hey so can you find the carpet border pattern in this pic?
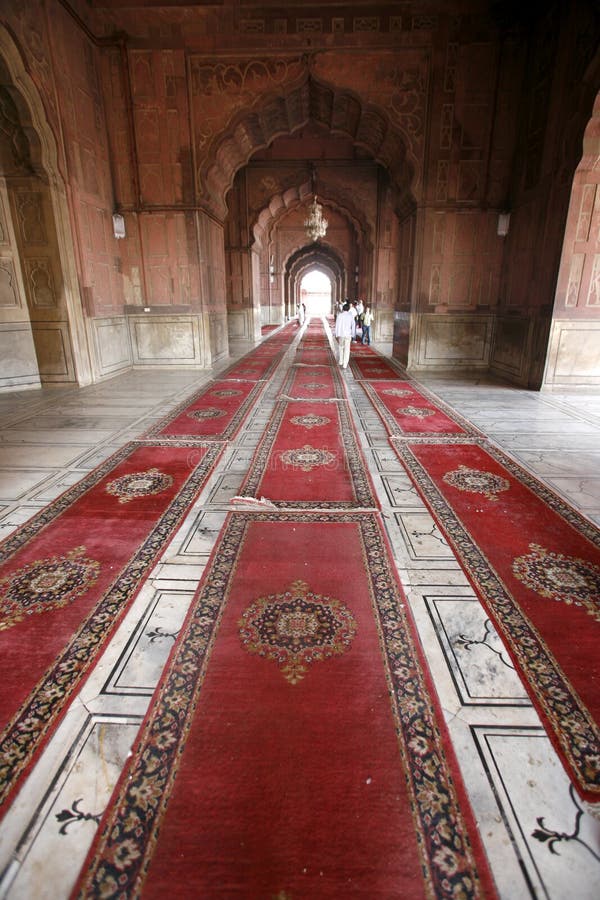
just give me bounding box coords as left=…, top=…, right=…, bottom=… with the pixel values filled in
left=74, top=511, right=490, bottom=900
left=391, top=436, right=600, bottom=799
left=238, top=397, right=379, bottom=509
left=0, top=441, right=224, bottom=810
left=359, top=378, right=480, bottom=437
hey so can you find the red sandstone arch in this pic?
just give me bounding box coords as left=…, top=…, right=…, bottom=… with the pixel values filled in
left=284, top=243, right=346, bottom=319
left=201, top=76, right=416, bottom=221
left=252, top=181, right=370, bottom=253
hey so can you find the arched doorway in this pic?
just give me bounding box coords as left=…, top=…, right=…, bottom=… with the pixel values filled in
left=0, top=28, right=90, bottom=390
left=284, top=242, right=347, bottom=324
left=299, top=270, right=332, bottom=318
left=216, top=79, right=414, bottom=346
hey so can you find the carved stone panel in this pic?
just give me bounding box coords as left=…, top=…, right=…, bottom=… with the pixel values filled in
left=15, top=191, right=47, bottom=245
left=0, top=258, right=19, bottom=308
left=24, top=257, right=56, bottom=307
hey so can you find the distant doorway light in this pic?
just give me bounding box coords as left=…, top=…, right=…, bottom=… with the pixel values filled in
left=300, top=270, right=332, bottom=317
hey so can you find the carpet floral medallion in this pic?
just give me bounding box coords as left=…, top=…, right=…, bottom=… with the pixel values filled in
left=279, top=444, right=337, bottom=472
left=288, top=413, right=331, bottom=429
left=105, top=468, right=174, bottom=503
left=360, top=379, right=476, bottom=435
left=239, top=579, right=357, bottom=684
left=0, top=547, right=101, bottom=631
left=391, top=436, right=600, bottom=801
left=0, top=440, right=224, bottom=813
left=73, top=512, right=495, bottom=899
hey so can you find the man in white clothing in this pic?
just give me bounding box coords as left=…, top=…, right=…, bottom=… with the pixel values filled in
left=334, top=302, right=356, bottom=368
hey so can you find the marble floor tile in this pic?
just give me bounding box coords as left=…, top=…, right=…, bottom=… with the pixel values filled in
left=469, top=726, right=600, bottom=900
left=0, top=335, right=599, bottom=899
left=0, top=468, right=57, bottom=500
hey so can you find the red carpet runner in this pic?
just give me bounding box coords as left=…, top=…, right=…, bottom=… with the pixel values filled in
left=353, top=342, right=600, bottom=798
left=0, top=325, right=295, bottom=816
left=74, top=512, right=495, bottom=899
left=0, top=440, right=223, bottom=811
left=392, top=435, right=600, bottom=801
left=238, top=365, right=377, bottom=509
left=352, top=343, right=600, bottom=798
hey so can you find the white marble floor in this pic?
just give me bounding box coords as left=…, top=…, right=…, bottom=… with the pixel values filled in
left=0, top=324, right=599, bottom=899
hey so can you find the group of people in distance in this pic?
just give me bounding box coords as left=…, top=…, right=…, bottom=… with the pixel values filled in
left=334, top=298, right=373, bottom=369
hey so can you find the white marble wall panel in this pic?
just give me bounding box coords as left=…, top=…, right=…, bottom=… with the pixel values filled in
left=490, top=315, right=531, bottom=381
left=227, top=307, right=254, bottom=341
left=413, top=313, right=493, bottom=370
left=544, top=319, right=600, bottom=387
left=30, top=322, right=75, bottom=381
left=88, top=316, right=132, bottom=378
left=0, top=322, right=40, bottom=391
left=129, top=314, right=203, bottom=367
left=374, top=308, right=394, bottom=342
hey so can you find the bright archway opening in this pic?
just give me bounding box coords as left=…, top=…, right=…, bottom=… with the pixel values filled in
left=300, top=270, right=332, bottom=318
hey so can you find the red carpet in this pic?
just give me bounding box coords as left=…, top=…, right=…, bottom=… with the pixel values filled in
left=146, top=377, right=269, bottom=440
left=350, top=353, right=404, bottom=380
left=0, top=440, right=223, bottom=811
left=392, top=436, right=600, bottom=801
left=361, top=379, right=472, bottom=435
left=74, top=512, right=495, bottom=899
left=238, top=376, right=377, bottom=509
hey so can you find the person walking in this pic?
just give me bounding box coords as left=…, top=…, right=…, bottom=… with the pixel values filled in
left=362, top=306, right=373, bottom=345
left=334, top=301, right=356, bottom=368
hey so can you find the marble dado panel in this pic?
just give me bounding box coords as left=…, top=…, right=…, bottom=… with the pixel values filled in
left=260, top=304, right=284, bottom=328
left=30, top=321, right=75, bottom=382
left=88, top=312, right=233, bottom=379
left=87, top=316, right=132, bottom=379
left=410, top=313, right=493, bottom=371
left=0, top=321, right=40, bottom=391
left=374, top=309, right=395, bottom=343
left=490, top=316, right=532, bottom=383
left=544, top=319, right=600, bottom=388
left=209, top=311, right=229, bottom=364
left=228, top=307, right=261, bottom=345
left=129, top=314, right=205, bottom=368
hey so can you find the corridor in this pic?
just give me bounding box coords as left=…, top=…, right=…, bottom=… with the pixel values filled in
left=0, top=321, right=599, bottom=898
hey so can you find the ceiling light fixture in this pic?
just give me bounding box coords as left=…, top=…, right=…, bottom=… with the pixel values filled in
left=304, top=165, right=328, bottom=242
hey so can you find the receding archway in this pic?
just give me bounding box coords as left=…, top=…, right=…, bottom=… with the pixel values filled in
left=300, top=269, right=332, bottom=318
left=285, top=244, right=346, bottom=323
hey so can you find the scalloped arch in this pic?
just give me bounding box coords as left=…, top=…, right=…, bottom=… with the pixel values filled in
left=251, top=181, right=368, bottom=252
left=285, top=243, right=347, bottom=314
left=200, top=76, right=416, bottom=220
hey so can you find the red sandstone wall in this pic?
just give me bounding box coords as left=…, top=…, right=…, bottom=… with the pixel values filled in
left=1, top=2, right=597, bottom=384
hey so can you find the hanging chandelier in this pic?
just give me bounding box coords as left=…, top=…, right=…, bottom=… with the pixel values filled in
left=304, top=195, right=328, bottom=242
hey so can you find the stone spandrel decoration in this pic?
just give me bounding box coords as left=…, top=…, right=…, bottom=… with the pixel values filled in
left=304, top=195, right=328, bottom=242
